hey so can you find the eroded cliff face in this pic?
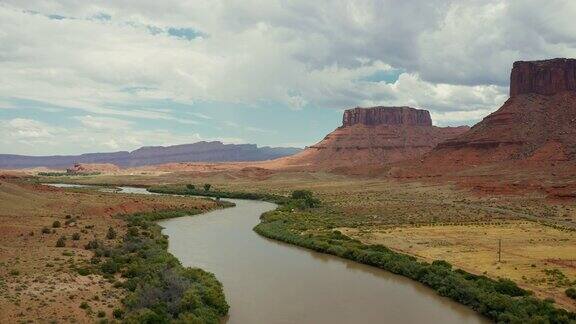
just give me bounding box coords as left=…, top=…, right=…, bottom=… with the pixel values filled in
left=510, top=58, right=576, bottom=96
left=276, top=106, right=469, bottom=171
left=423, top=58, right=576, bottom=167
left=342, top=106, right=433, bottom=127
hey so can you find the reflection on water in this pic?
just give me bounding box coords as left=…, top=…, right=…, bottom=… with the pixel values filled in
left=45, top=184, right=487, bottom=323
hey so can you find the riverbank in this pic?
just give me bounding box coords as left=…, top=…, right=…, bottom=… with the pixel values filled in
left=90, top=208, right=231, bottom=323
left=150, top=184, right=576, bottom=323
left=30, top=172, right=576, bottom=317
left=0, top=179, right=228, bottom=323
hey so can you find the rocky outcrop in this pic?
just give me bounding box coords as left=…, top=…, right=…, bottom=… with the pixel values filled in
left=510, top=58, right=576, bottom=96
left=275, top=106, right=469, bottom=171
left=67, top=163, right=120, bottom=174
left=423, top=58, right=576, bottom=167
left=342, top=106, right=432, bottom=127
left=0, top=142, right=302, bottom=169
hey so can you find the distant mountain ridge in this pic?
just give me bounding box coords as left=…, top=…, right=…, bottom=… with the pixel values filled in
left=0, top=141, right=303, bottom=169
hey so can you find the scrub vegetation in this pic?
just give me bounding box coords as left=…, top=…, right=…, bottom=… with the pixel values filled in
left=150, top=183, right=576, bottom=323
left=79, top=208, right=231, bottom=323
left=0, top=179, right=227, bottom=323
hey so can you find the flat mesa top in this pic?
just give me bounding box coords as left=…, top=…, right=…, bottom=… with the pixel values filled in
left=342, top=106, right=432, bottom=127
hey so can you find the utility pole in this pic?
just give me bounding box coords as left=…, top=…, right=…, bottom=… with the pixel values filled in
left=498, top=238, right=502, bottom=262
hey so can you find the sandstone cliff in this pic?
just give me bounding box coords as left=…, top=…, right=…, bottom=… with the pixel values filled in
left=275, top=106, right=469, bottom=171
left=510, top=58, right=576, bottom=96
left=423, top=58, right=576, bottom=167
left=342, top=106, right=432, bottom=127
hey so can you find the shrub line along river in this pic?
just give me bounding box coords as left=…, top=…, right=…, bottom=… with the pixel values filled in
left=47, top=184, right=487, bottom=323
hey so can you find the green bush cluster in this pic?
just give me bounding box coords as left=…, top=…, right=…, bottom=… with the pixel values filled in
left=149, top=185, right=286, bottom=204
left=38, top=171, right=101, bottom=176
left=82, top=208, right=228, bottom=323
left=566, top=287, right=576, bottom=300
left=290, top=190, right=321, bottom=208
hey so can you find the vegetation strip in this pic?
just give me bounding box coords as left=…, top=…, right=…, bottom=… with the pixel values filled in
left=150, top=184, right=576, bottom=323
left=78, top=205, right=232, bottom=323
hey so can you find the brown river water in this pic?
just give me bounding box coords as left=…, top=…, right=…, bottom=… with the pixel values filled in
left=50, top=184, right=488, bottom=323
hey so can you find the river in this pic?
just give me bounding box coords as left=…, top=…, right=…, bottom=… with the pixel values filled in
left=48, top=184, right=488, bottom=323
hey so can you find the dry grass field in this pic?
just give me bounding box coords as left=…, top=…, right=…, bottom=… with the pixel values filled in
left=38, top=170, right=576, bottom=311
left=340, top=221, right=576, bottom=310
left=0, top=179, right=219, bottom=323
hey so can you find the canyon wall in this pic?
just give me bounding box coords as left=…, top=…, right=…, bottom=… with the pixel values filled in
left=510, top=58, right=576, bottom=96
left=424, top=58, right=576, bottom=167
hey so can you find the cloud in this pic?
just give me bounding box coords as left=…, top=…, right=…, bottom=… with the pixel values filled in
left=74, top=115, right=133, bottom=130
left=0, top=117, right=240, bottom=155
left=6, top=118, right=57, bottom=140
left=0, top=1, right=575, bottom=152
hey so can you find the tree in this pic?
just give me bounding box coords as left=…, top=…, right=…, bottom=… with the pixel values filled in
left=291, top=190, right=320, bottom=208
left=292, top=190, right=313, bottom=200
left=204, top=183, right=211, bottom=192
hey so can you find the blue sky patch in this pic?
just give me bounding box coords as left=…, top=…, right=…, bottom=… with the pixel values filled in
left=167, top=27, right=204, bottom=40
left=360, top=69, right=403, bottom=83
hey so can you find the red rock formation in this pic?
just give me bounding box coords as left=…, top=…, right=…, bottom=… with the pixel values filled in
left=342, top=106, right=432, bottom=127
left=274, top=106, right=469, bottom=171
left=423, top=58, right=576, bottom=168
left=510, top=58, right=576, bottom=96
left=67, top=163, right=120, bottom=174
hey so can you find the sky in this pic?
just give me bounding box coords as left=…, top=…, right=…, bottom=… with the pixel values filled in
left=1, top=1, right=576, bottom=155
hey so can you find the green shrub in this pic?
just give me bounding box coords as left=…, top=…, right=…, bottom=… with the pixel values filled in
left=567, top=287, right=576, bottom=300
left=41, top=227, right=51, bottom=234
left=97, top=310, right=106, bottom=318
left=204, top=183, right=211, bottom=192
left=52, top=221, right=61, bottom=228
left=100, top=260, right=119, bottom=274
left=290, top=190, right=320, bottom=208
left=72, top=233, right=81, bottom=240
left=85, top=239, right=101, bottom=250
left=186, top=184, right=195, bottom=190
left=291, top=190, right=313, bottom=200
left=80, top=301, right=89, bottom=309
left=56, top=236, right=66, bottom=247
left=106, top=227, right=117, bottom=240
left=112, top=308, right=124, bottom=319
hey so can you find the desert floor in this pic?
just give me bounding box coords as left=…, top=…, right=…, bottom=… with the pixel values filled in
left=43, top=169, right=576, bottom=311
left=0, top=179, right=219, bottom=323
